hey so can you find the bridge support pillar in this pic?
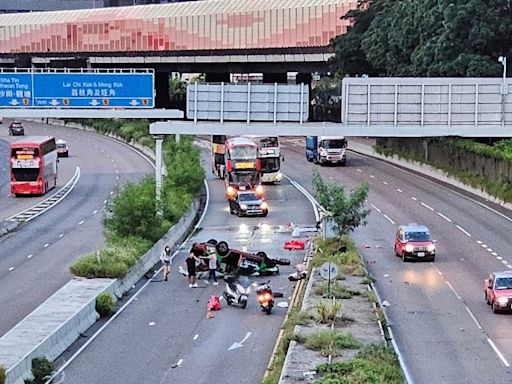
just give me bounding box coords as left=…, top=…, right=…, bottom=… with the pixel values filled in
left=155, top=72, right=171, bottom=109
left=263, top=73, right=287, bottom=84
left=205, top=73, right=231, bottom=82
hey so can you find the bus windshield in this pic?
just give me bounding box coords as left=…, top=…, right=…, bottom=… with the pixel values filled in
left=261, top=157, right=280, bottom=172
left=230, top=145, right=257, bottom=160
left=12, top=168, right=39, bottom=181
left=230, top=171, right=260, bottom=186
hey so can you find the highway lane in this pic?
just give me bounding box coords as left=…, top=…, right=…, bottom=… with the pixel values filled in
left=0, top=120, right=153, bottom=336
left=281, top=138, right=512, bottom=383
left=60, top=150, right=316, bottom=384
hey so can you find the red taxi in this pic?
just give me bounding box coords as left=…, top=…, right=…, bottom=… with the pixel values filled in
left=484, top=271, right=512, bottom=313
left=394, top=224, right=436, bottom=262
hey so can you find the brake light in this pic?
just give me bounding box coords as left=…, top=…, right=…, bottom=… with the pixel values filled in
left=226, top=160, right=232, bottom=173
left=37, top=179, right=43, bottom=187
left=256, top=159, right=261, bottom=171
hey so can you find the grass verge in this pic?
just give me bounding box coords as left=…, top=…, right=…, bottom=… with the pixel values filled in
left=293, top=330, right=361, bottom=357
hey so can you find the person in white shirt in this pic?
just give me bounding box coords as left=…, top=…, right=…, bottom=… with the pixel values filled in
left=160, top=245, right=172, bottom=282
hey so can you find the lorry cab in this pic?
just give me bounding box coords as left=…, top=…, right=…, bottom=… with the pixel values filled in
left=306, top=136, right=347, bottom=165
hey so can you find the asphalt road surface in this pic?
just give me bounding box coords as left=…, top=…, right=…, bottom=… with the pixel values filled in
left=281, top=137, right=512, bottom=383
left=0, top=120, right=153, bottom=336
left=60, top=149, right=316, bottom=384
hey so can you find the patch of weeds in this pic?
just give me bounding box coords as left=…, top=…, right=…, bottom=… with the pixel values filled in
left=316, top=299, right=342, bottom=324
left=361, top=290, right=377, bottom=304
left=334, top=315, right=355, bottom=327
left=316, top=344, right=404, bottom=383
left=362, top=274, right=375, bottom=285
left=314, top=281, right=358, bottom=299
left=289, top=310, right=314, bottom=326
left=374, top=308, right=388, bottom=328
left=294, top=330, right=361, bottom=357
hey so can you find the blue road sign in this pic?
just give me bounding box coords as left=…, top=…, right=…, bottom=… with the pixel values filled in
left=0, top=71, right=154, bottom=108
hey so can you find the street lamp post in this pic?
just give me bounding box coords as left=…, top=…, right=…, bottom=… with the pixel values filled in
left=498, top=56, right=507, bottom=126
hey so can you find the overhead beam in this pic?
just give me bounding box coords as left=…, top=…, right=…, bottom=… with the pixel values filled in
left=0, top=109, right=183, bottom=119
left=149, top=121, right=512, bottom=137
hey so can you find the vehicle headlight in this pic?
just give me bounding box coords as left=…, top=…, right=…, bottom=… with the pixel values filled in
left=227, top=186, right=235, bottom=196
left=405, top=244, right=414, bottom=253
left=256, top=185, right=264, bottom=195
left=276, top=172, right=283, bottom=181
left=320, top=148, right=327, bottom=156
left=427, top=244, right=436, bottom=252
left=261, top=202, right=268, bottom=210
left=240, top=204, right=248, bottom=210
left=497, top=297, right=509, bottom=306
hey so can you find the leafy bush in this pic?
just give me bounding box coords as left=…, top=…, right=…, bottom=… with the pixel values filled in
left=294, top=330, right=360, bottom=357
left=316, top=299, right=342, bottom=324
left=316, top=344, right=404, bottom=384
left=0, top=365, right=5, bottom=384
left=288, top=310, right=314, bottom=326
left=31, top=357, right=53, bottom=384
left=96, top=292, right=115, bottom=317
left=312, top=237, right=360, bottom=269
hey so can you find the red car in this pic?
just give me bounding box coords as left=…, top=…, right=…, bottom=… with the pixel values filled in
left=484, top=271, right=512, bottom=313
left=394, top=224, right=436, bottom=262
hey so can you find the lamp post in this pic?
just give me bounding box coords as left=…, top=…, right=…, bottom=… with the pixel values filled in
left=498, top=56, right=507, bottom=126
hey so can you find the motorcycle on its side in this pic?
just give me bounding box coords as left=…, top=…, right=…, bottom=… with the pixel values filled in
left=223, top=276, right=251, bottom=309
left=256, top=280, right=274, bottom=315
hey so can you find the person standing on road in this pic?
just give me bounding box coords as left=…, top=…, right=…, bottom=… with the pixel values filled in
left=202, top=247, right=218, bottom=285
left=160, top=245, right=172, bottom=282
left=186, top=250, right=199, bottom=288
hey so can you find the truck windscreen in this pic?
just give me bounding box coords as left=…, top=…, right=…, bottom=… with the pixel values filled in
left=321, top=140, right=346, bottom=149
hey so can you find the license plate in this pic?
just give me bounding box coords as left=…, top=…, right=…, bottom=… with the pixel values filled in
left=417, top=252, right=425, bottom=257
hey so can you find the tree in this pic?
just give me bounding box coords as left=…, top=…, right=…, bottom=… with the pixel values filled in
left=313, top=170, right=370, bottom=236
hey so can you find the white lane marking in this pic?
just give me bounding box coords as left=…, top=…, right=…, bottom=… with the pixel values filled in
left=100, top=149, right=104, bottom=153
left=487, top=338, right=510, bottom=367
left=8, top=267, right=14, bottom=271
left=175, top=359, right=183, bottom=368
left=370, top=204, right=382, bottom=213
left=420, top=202, right=434, bottom=211
left=78, top=220, right=84, bottom=225
left=437, top=212, right=452, bottom=222
left=115, top=170, right=120, bottom=174
left=369, top=175, right=375, bottom=179
left=93, top=210, right=98, bottom=215
left=508, top=265, right=512, bottom=269
left=356, top=169, right=362, bottom=173
left=492, top=252, right=498, bottom=256
left=396, top=188, right=403, bottom=193
left=383, top=214, right=395, bottom=225
left=59, top=234, right=64, bottom=238
left=476, top=240, right=483, bottom=244
left=481, top=244, right=488, bottom=248
left=465, top=306, right=483, bottom=332
left=44, top=243, right=49, bottom=248
left=103, top=200, right=108, bottom=204
left=193, top=334, right=199, bottom=341
left=411, top=197, right=418, bottom=201
left=27, top=254, right=33, bottom=259
left=501, top=260, right=508, bottom=265
left=445, top=281, right=462, bottom=300
left=497, top=256, right=503, bottom=261
left=382, top=181, right=389, bottom=185
left=456, top=225, right=471, bottom=237
left=436, top=268, right=443, bottom=276
left=487, top=248, right=493, bottom=252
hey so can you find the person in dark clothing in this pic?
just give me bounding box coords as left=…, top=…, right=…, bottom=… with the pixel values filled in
left=186, top=251, right=199, bottom=288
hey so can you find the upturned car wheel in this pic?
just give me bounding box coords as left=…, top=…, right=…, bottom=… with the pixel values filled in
left=207, top=239, right=218, bottom=246
left=256, top=251, right=267, bottom=259
left=216, top=241, right=230, bottom=256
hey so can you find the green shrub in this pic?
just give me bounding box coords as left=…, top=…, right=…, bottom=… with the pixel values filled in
left=96, top=292, right=115, bottom=317
left=0, top=365, right=5, bottom=384
left=314, top=281, right=358, bottom=299
left=316, top=299, right=342, bottom=324
left=31, top=357, right=53, bottom=384
left=288, top=310, right=314, bottom=326
left=294, top=330, right=360, bottom=356
left=316, top=344, right=404, bottom=384
left=313, top=237, right=361, bottom=270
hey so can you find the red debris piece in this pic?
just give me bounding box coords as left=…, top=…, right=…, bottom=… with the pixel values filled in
left=207, top=295, right=221, bottom=311
left=284, top=239, right=305, bottom=250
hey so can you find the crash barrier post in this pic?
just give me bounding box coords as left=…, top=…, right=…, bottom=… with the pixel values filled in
left=0, top=279, right=116, bottom=384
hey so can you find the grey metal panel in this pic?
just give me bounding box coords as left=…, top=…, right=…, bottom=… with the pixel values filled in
left=186, top=82, right=309, bottom=122
left=341, top=77, right=512, bottom=134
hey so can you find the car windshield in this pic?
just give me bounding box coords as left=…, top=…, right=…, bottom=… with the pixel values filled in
left=239, top=193, right=258, bottom=201
left=57, top=143, right=66, bottom=149
left=11, top=123, right=22, bottom=127
left=260, top=157, right=280, bottom=172
left=496, top=278, right=512, bottom=290
left=320, top=139, right=346, bottom=149
left=405, top=230, right=431, bottom=242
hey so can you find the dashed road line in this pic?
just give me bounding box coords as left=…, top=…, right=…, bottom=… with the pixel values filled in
left=477, top=240, right=483, bottom=244
left=420, top=202, right=434, bottom=211
left=492, top=252, right=498, bottom=256
left=27, top=254, right=33, bottom=259
left=445, top=281, right=462, bottom=300
left=382, top=181, right=389, bottom=185
left=437, top=212, right=452, bottom=222
left=370, top=204, right=382, bottom=213
left=465, top=306, right=483, bottom=332
left=487, top=248, right=493, bottom=252
left=59, top=234, right=64, bottom=238
left=411, top=197, right=418, bottom=201
left=93, top=210, right=98, bottom=215
left=383, top=214, right=395, bottom=225
left=369, top=175, right=375, bottom=179
left=487, top=338, right=510, bottom=367
left=193, top=334, right=199, bottom=340
left=481, top=244, right=488, bottom=249
left=44, top=243, right=50, bottom=248
left=456, top=225, right=471, bottom=237
left=356, top=169, right=362, bottom=173
left=9, top=267, right=14, bottom=271
left=110, top=191, right=114, bottom=195
left=103, top=200, right=108, bottom=204
left=501, top=260, right=508, bottom=265
left=396, top=188, right=403, bottom=193
left=78, top=220, right=84, bottom=225
left=507, top=265, right=512, bottom=269
left=497, top=256, right=503, bottom=260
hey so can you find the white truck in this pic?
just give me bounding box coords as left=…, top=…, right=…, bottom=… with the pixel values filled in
left=305, top=136, right=347, bottom=166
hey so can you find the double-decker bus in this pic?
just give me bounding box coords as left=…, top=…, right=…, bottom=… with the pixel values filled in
left=10, top=136, right=58, bottom=196
left=247, top=136, right=282, bottom=184
left=211, top=135, right=226, bottom=178
left=224, top=137, right=263, bottom=199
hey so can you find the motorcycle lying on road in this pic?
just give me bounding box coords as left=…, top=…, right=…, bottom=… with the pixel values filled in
left=223, top=276, right=251, bottom=309
left=256, top=280, right=274, bottom=315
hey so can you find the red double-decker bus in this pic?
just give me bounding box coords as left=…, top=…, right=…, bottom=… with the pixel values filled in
left=10, top=136, right=58, bottom=196
left=224, top=137, right=263, bottom=199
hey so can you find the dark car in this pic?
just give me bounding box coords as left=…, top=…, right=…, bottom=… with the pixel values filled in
left=229, top=190, right=268, bottom=217
left=9, top=121, right=24, bottom=136
left=394, top=224, right=436, bottom=262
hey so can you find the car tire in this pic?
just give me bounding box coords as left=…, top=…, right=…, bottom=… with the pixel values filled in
left=394, top=245, right=399, bottom=257
left=216, top=241, right=230, bottom=257
left=256, top=251, right=267, bottom=259
left=429, top=255, right=435, bottom=262
left=306, top=156, right=312, bottom=162
left=492, top=301, right=499, bottom=313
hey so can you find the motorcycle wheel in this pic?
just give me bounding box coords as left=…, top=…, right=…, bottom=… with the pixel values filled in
left=241, top=300, right=247, bottom=309
left=256, top=251, right=267, bottom=259
left=216, top=241, right=230, bottom=256
left=277, top=258, right=291, bottom=265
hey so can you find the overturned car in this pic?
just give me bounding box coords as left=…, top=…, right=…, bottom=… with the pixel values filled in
left=190, top=239, right=289, bottom=277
